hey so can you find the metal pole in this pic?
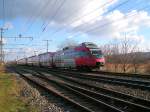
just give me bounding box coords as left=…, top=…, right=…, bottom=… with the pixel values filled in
left=0, top=29, right=32, bottom=62
left=43, top=40, right=52, bottom=52
left=0, top=28, right=4, bottom=63
left=46, top=40, right=48, bottom=52
left=0, top=28, right=8, bottom=63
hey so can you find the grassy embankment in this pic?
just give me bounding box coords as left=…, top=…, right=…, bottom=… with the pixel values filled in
left=105, top=63, right=150, bottom=74
left=0, top=65, right=38, bottom=112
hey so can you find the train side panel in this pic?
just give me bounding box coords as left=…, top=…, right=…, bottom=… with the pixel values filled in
left=17, top=58, right=27, bottom=65
left=39, top=52, right=54, bottom=67
left=32, top=56, right=39, bottom=66
left=27, top=56, right=34, bottom=66
left=53, top=49, right=76, bottom=68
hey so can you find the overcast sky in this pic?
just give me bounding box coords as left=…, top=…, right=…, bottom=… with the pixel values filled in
left=0, top=0, right=150, bottom=61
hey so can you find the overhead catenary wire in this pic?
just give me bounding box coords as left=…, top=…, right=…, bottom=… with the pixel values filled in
left=22, top=0, right=41, bottom=32
left=68, top=0, right=141, bottom=35
left=36, top=0, right=116, bottom=40
left=24, top=0, right=62, bottom=47
left=70, top=4, right=150, bottom=38
left=55, top=0, right=149, bottom=39
left=40, top=0, right=59, bottom=29
left=41, top=0, right=116, bottom=35
left=25, top=0, right=94, bottom=39
left=22, top=0, right=56, bottom=48
left=2, top=0, right=5, bottom=26
left=10, top=0, right=14, bottom=19
left=23, top=0, right=54, bottom=34
left=32, top=0, right=67, bottom=41
left=47, top=0, right=131, bottom=38
left=36, top=0, right=95, bottom=38
left=25, top=0, right=145, bottom=57
left=33, top=0, right=131, bottom=53
left=42, top=0, right=67, bottom=32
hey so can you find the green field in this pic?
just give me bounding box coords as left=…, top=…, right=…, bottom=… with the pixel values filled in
left=0, top=73, right=38, bottom=112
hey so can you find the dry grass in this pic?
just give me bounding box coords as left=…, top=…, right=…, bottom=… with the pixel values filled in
left=0, top=73, right=38, bottom=112
left=0, top=64, right=5, bottom=73
left=105, top=63, right=150, bottom=74
left=145, top=63, right=150, bottom=73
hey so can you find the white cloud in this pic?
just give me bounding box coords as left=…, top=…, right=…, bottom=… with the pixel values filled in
left=71, top=9, right=150, bottom=43
left=1, top=0, right=149, bottom=40
left=0, top=0, right=117, bottom=22
left=3, top=22, right=13, bottom=29
left=71, top=0, right=118, bottom=27
left=1, top=0, right=150, bottom=53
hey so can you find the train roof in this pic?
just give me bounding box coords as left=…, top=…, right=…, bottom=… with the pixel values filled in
left=81, top=42, right=98, bottom=48
left=38, top=52, right=55, bottom=56
left=63, top=46, right=76, bottom=51
left=17, top=58, right=26, bottom=61
left=61, top=42, right=100, bottom=51
left=28, top=55, right=37, bottom=58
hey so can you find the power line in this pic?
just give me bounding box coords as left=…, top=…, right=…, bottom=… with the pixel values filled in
left=5, top=44, right=26, bottom=46
left=46, top=0, right=130, bottom=39
left=42, top=0, right=67, bottom=32
left=70, top=4, right=150, bottom=38
left=23, top=0, right=41, bottom=31
left=0, top=28, right=33, bottom=63
left=36, top=0, right=94, bottom=37
left=67, top=0, right=132, bottom=34
left=32, top=0, right=67, bottom=43
left=24, top=0, right=53, bottom=34
left=41, top=0, right=59, bottom=29
left=53, top=0, right=147, bottom=39
left=2, top=0, right=5, bottom=26
left=42, top=0, right=116, bottom=36
left=36, top=0, right=115, bottom=41
left=23, top=0, right=58, bottom=48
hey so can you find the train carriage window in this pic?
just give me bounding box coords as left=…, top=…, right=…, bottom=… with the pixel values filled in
left=74, top=51, right=91, bottom=57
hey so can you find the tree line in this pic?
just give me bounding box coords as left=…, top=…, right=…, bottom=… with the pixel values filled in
left=101, top=37, right=150, bottom=74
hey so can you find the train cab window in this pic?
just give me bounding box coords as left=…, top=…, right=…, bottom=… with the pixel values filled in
left=84, top=42, right=98, bottom=49
left=91, top=50, right=103, bottom=58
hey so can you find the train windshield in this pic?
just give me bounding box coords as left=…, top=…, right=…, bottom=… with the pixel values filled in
left=91, top=50, right=103, bottom=58
left=84, top=42, right=98, bottom=49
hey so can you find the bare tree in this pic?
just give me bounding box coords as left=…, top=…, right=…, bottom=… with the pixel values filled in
left=101, top=36, right=141, bottom=73
left=101, top=39, right=120, bottom=72
left=118, top=36, right=141, bottom=73
left=110, top=40, right=120, bottom=72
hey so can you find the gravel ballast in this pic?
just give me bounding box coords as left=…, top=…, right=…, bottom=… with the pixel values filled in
left=16, top=75, right=66, bottom=112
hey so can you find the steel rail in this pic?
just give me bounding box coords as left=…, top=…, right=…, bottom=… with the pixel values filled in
left=15, top=69, right=123, bottom=112
left=20, top=67, right=150, bottom=112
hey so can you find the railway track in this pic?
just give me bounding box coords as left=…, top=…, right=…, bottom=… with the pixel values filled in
left=23, top=66, right=150, bottom=91
left=56, top=70, right=150, bottom=90
left=14, top=66, right=150, bottom=112
left=93, top=71, right=150, bottom=79
left=26, top=65, right=150, bottom=80
left=14, top=69, right=93, bottom=112
left=15, top=68, right=124, bottom=112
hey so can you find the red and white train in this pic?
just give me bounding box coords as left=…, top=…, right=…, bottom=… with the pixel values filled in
left=17, top=42, right=105, bottom=70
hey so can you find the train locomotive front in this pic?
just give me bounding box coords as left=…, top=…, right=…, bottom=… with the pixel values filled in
left=75, top=42, right=105, bottom=70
